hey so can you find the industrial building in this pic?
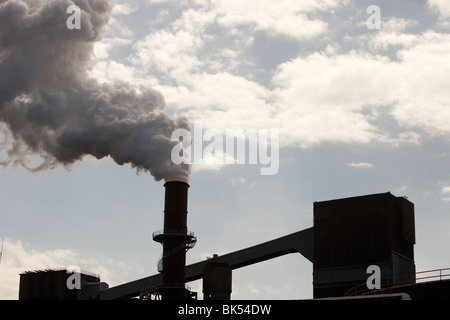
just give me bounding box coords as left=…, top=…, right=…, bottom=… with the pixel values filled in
left=19, top=268, right=107, bottom=300
left=18, top=190, right=450, bottom=300
left=313, top=192, right=415, bottom=298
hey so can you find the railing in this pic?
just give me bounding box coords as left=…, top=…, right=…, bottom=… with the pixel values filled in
left=152, top=229, right=195, bottom=239
left=21, top=267, right=100, bottom=279
left=345, top=268, right=450, bottom=296
left=416, top=268, right=450, bottom=283
left=156, top=235, right=197, bottom=273
left=140, top=283, right=193, bottom=300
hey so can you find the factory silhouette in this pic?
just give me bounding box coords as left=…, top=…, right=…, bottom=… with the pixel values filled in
left=3, top=0, right=448, bottom=302
left=19, top=184, right=450, bottom=300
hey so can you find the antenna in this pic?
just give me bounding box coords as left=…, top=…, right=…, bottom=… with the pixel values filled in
left=0, top=237, right=3, bottom=265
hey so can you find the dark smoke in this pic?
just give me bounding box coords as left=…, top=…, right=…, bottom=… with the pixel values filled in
left=0, top=0, right=191, bottom=182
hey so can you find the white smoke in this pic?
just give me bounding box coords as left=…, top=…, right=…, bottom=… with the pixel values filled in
left=0, top=0, right=191, bottom=182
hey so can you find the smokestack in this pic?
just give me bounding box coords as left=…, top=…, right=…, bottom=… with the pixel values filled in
left=153, top=181, right=196, bottom=300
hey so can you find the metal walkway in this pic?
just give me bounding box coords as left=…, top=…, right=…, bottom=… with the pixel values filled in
left=99, top=227, right=313, bottom=300
left=345, top=268, right=450, bottom=296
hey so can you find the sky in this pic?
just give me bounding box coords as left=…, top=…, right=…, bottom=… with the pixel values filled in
left=1, top=0, right=450, bottom=300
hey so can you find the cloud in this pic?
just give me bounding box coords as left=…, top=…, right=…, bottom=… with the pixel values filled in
left=91, top=2, right=450, bottom=152
left=190, top=149, right=235, bottom=174
left=112, top=2, right=137, bottom=15
left=159, top=72, right=275, bottom=132
left=88, top=60, right=155, bottom=87
left=92, top=37, right=133, bottom=60
left=347, top=162, right=374, bottom=169
left=147, top=0, right=342, bottom=40
left=244, top=282, right=261, bottom=295
left=0, top=238, right=78, bottom=299
left=211, top=0, right=340, bottom=40
left=369, top=18, right=420, bottom=51
left=441, top=186, right=450, bottom=194
left=273, top=31, right=450, bottom=146
left=428, top=0, right=450, bottom=19
left=230, top=177, right=247, bottom=186
left=272, top=52, right=391, bottom=147
left=382, top=18, right=419, bottom=33
left=394, top=185, right=408, bottom=193
left=439, top=186, right=450, bottom=201
left=131, top=28, right=205, bottom=76
left=0, top=238, right=134, bottom=300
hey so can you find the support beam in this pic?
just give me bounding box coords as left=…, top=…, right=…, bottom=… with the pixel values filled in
left=99, top=227, right=313, bottom=300
left=186, top=227, right=313, bottom=283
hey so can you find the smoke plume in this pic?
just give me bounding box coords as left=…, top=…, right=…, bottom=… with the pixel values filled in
left=0, top=0, right=191, bottom=182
